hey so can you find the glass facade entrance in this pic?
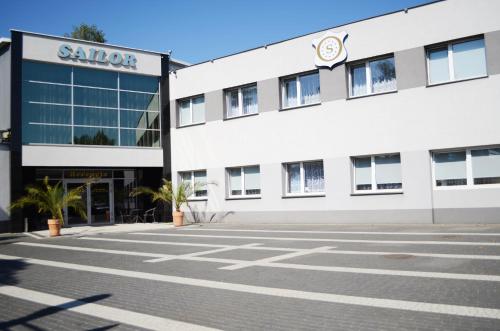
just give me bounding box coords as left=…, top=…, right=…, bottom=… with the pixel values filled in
left=64, top=180, right=113, bottom=225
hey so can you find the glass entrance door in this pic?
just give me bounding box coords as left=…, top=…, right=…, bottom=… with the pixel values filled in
left=66, top=182, right=87, bottom=225
left=64, top=180, right=114, bottom=225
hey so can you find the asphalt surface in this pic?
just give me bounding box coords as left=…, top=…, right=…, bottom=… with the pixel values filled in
left=0, top=223, right=500, bottom=330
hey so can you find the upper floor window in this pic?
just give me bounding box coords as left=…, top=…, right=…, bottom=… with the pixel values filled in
left=179, top=170, right=208, bottom=198
left=427, top=37, right=487, bottom=85
left=226, top=84, right=258, bottom=118
left=281, top=72, right=320, bottom=109
left=349, top=55, right=396, bottom=97
left=352, top=154, right=402, bottom=193
left=178, top=95, right=205, bottom=127
left=433, top=147, right=500, bottom=187
left=284, top=160, right=324, bottom=196
left=227, top=166, right=261, bottom=197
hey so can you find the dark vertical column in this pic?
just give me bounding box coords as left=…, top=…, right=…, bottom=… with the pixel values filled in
left=10, top=31, right=23, bottom=232
left=160, top=53, right=172, bottom=222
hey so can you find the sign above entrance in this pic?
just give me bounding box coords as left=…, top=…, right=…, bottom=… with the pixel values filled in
left=312, top=31, right=348, bottom=69
left=57, top=44, right=137, bottom=68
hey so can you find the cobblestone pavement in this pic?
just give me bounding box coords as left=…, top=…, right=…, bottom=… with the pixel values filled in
left=1, top=223, right=500, bottom=330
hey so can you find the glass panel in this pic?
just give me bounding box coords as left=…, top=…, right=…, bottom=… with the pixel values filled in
left=192, top=96, right=205, bottom=123
left=179, top=100, right=191, bottom=126
left=244, top=166, right=260, bottom=195
left=66, top=182, right=87, bottom=225
left=370, top=57, right=397, bottom=93
left=429, top=48, right=450, bottom=84
left=471, top=148, right=500, bottom=185
left=375, top=155, right=402, bottom=190
left=23, top=82, right=71, bottom=104
left=300, top=73, right=320, bottom=105
left=304, top=161, right=324, bottom=193
left=74, top=127, right=118, bottom=146
left=351, top=64, right=367, bottom=97
left=180, top=172, right=192, bottom=188
left=227, top=90, right=240, bottom=117
left=74, top=86, right=118, bottom=108
left=23, top=61, right=71, bottom=84
left=283, top=78, right=297, bottom=108
left=23, top=102, right=71, bottom=125
left=194, top=171, right=207, bottom=197
left=22, top=124, right=72, bottom=144
left=114, top=178, right=138, bottom=219
left=434, top=151, right=467, bottom=186
left=452, top=39, right=487, bottom=80
left=354, top=157, right=372, bottom=190
left=36, top=169, right=63, bottom=179
left=74, top=107, right=118, bottom=127
left=229, top=168, right=242, bottom=195
left=287, top=163, right=301, bottom=194
left=120, top=129, right=160, bottom=147
left=121, top=110, right=159, bottom=129
left=91, top=182, right=111, bottom=224
left=242, top=85, right=258, bottom=115
left=74, top=67, right=117, bottom=89
left=120, top=73, right=159, bottom=93
left=120, top=91, right=159, bottom=111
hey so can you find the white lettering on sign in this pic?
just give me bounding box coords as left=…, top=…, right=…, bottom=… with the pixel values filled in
left=57, top=44, right=137, bottom=68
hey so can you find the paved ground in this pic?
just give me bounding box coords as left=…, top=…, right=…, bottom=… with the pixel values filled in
left=1, top=223, right=500, bottom=330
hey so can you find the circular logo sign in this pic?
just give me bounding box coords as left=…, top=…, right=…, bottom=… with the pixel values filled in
left=316, top=36, right=342, bottom=62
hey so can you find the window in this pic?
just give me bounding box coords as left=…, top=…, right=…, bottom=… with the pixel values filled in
left=178, top=96, right=205, bottom=127
left=285, top=161, right=324, bottom=195
left=349, top=56, right=396, bottom=97
left=282, top=72, right=320, bottom=108
left=226, top=84, right=258, bottom=118
left=21, top=61, right=161, bottom=147
left=179, top=170, right=208, bottom=198
left=353, top=154, right=402, bottom=192
left=227, top=166, right=261, bottom=197
left=427, top=37, right=486, bottom=85
left=433, top=148, right=500, bottom=187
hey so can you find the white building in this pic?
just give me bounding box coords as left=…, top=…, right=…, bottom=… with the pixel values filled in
left=169, top=0, right=500, bottom=224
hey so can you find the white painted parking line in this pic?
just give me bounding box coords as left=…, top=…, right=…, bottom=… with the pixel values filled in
left=78, top=237, right=500, bottom=260
left=0, top=285, right=219, bottom=331
left=15, top=242, right=500, bottom=282
left=220, top=246, right=334, bottom=270
left=1, top=254, right=500, bottom=320
left=180, top=228, right=500, bottom=236
left=132, top=232, right=500, bottom=246
left=23, top=232, right=44, bottom=240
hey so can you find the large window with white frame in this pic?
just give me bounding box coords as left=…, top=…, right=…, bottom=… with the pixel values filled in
left=227, top=166, right=261, bottom=197
left=178, top=95, right=205, bottom=127
left=352, top=154, right=402, bottom=192
left=284, top=160, right=324, bottom=195
left=225, top=84, right=258, bottom=118
left=281, top=71, right=320, bottom=108
left=349, top=55, right=397, bottom=97
left=427, top=37, right=487, bottom=85
left=179, top=170, right=207, bottom=198
left=433, top=147, right=500, bottom=187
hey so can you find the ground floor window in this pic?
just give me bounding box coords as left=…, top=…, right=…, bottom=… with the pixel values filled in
left=285, top=160, right=324, bottom=195
left=352, top=154, right=402, bottom=192
left=227, top=166, right=261, bottom=197
left=179, top=170, right=208, bottom=198
left=433, top=147, right=500, bottom=187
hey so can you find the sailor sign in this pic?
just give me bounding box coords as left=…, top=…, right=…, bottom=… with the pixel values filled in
left=312, top=31, right=348, bottom=68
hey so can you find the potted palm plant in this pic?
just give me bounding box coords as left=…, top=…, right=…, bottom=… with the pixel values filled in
left=132, top=179, right=203, bottom=227
left=10, top=177, right=87, bottom=237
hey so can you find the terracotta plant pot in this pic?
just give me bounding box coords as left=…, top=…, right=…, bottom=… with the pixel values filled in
left=47, top=219, right=61, bottom=237
left=172, top=211, right=184, bottom=227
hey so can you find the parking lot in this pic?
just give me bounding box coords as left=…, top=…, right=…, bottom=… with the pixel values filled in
left=1, top=223, right=500, bottom=330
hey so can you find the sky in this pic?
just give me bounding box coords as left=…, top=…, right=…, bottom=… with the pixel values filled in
left=0, top=0, right=434, bottom=64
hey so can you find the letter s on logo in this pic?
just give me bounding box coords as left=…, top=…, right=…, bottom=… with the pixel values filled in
left=58, top=44, right=72, bottom=58
left=326, top=44, right=334, bottom=53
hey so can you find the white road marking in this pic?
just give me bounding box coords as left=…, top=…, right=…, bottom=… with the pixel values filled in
left=1, top=254, right=500, bottom=320
left=23, top=232, right=44, bottom=240
left=220, top=246, right=334, bottom=270
left=179, top=228, right=500, bottom=236
left=14, top=242, right=500, bottom=282
left=0, top=285, right=219, bottom=331
left=132, top=232, right=500, bottom=246
left=78, top=237, right=500, bottom=260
